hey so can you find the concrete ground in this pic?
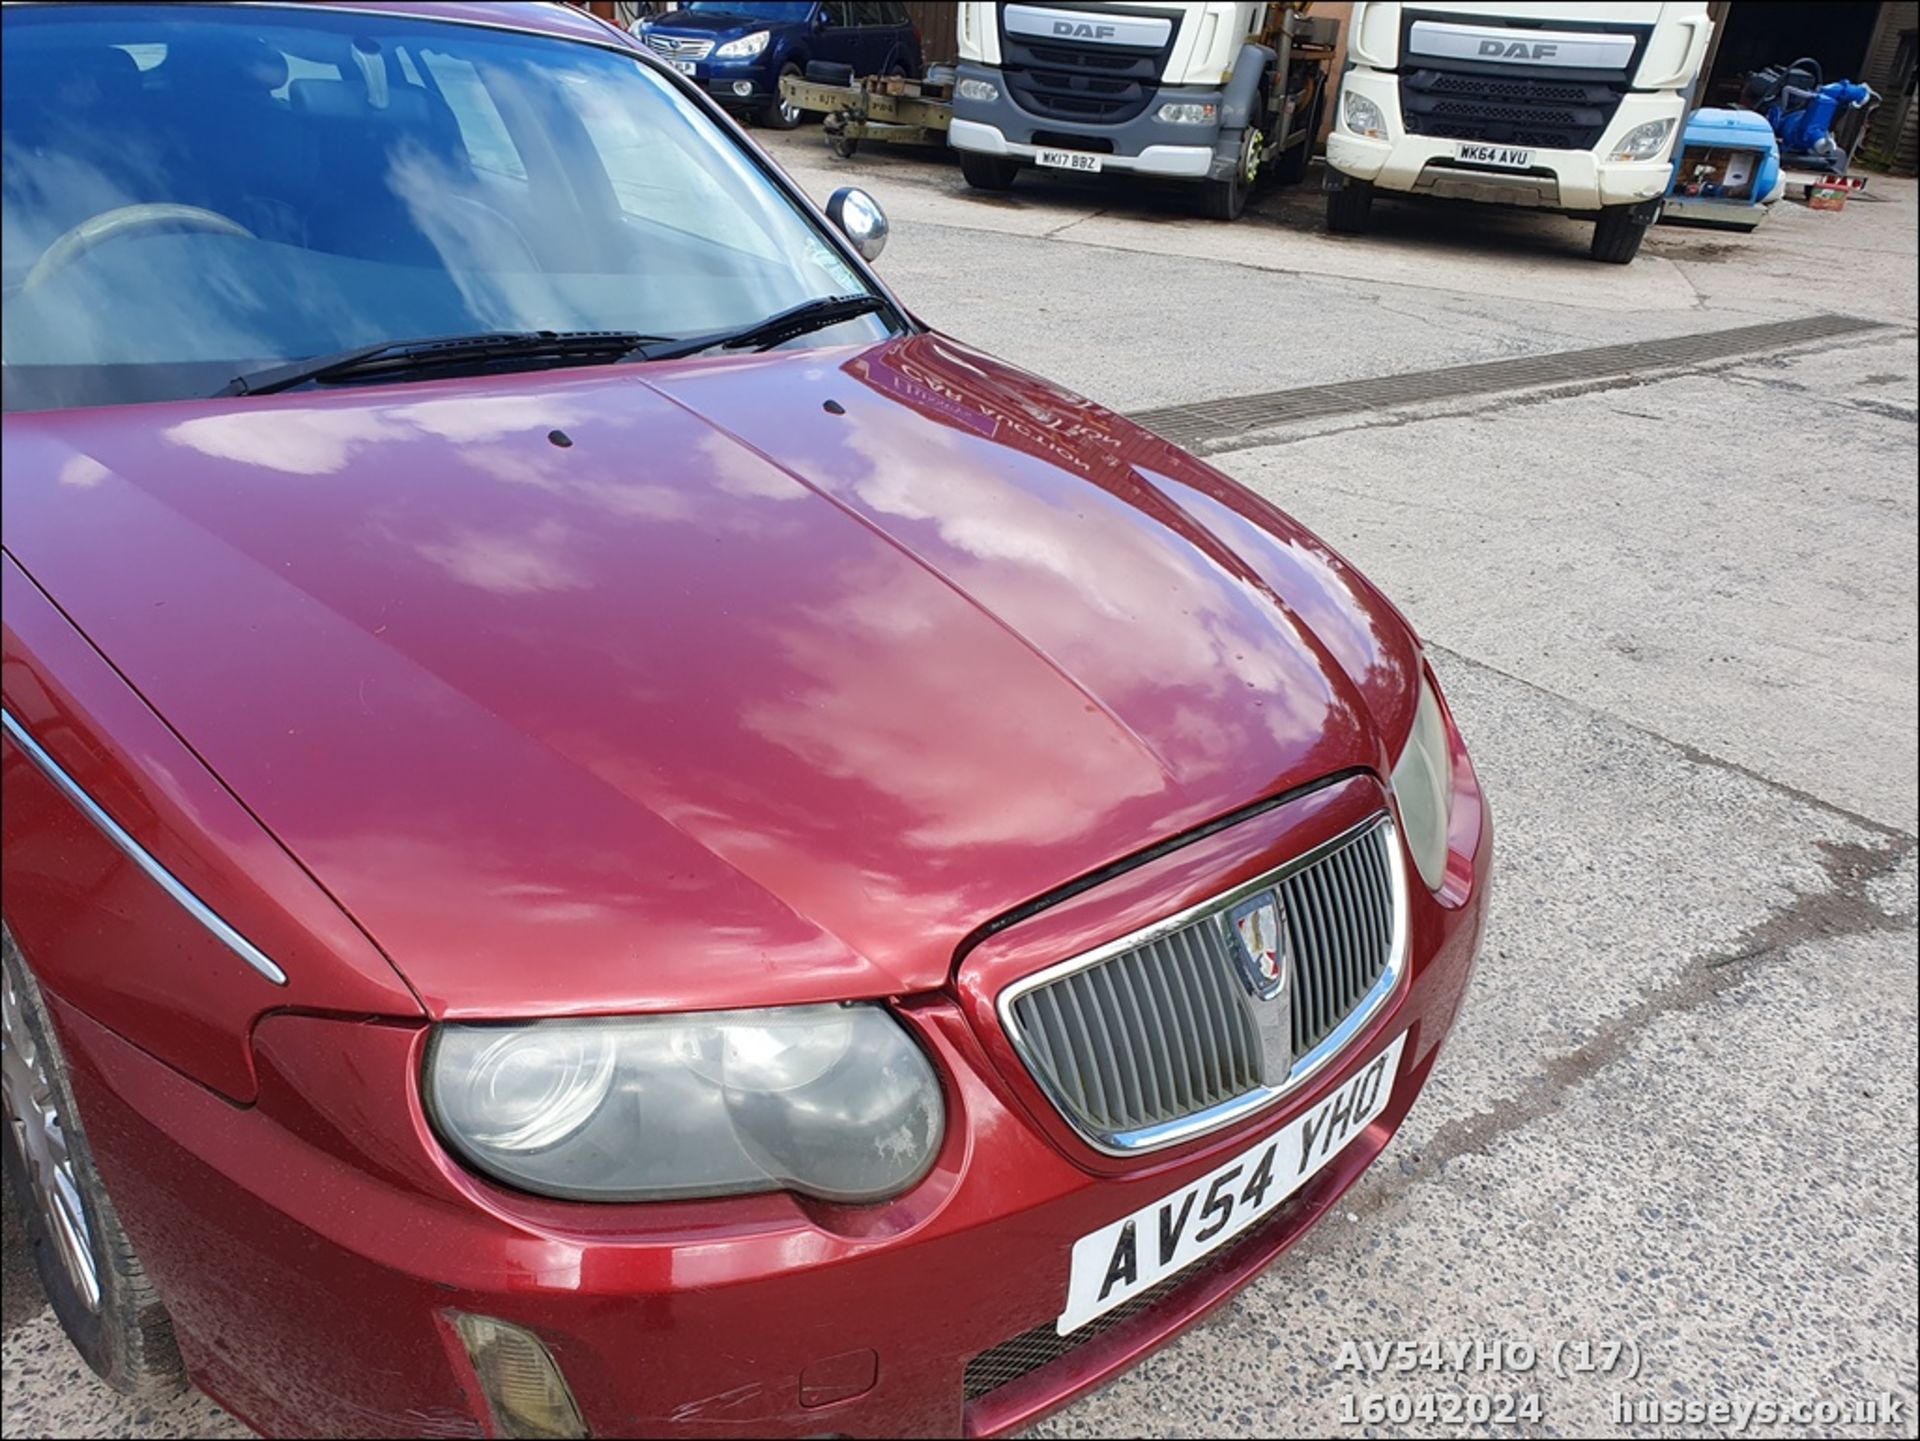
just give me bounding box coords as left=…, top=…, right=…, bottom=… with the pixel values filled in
left=4, top=129, right=1915, bottom=1439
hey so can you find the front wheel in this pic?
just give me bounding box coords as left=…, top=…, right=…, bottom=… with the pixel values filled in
left=959, top=149, right=1020, bottom=192
left=758, top=63, right=804, bottom=129
left=1199, top=127, right=1258, bottom=220
left=1325, top=175, right=1374, bottom=233
left=1, top=928, right=185, bottom=1398
left=1591, top=201, right=1654, bottom=263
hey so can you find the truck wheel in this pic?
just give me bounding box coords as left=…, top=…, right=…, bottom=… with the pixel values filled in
left=1199, top=128, right=1258, bottom=220
left=959, top=150, right=1020, bottom=192
left=1591, top=202, right=1651, bottom=263
left=758, top=63, right=805, bottom=130
left=1325, top=176, right=1374, bottom=233
left=1, top=927, right=186, bottom=1398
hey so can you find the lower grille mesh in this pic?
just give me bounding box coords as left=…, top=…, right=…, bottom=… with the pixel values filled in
left=963, top=1190, right=1309, bottom=1402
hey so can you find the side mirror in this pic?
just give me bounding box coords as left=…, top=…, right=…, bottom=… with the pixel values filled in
left=826, top=186, right=888, bottom=262
left=814, top=7, right=831, bottom=27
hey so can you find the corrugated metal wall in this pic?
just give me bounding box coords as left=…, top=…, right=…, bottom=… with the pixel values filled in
left=1860, top=1, right=1918, bottom=172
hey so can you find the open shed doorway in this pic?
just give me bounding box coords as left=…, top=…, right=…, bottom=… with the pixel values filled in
left=1699, top=1, right=1883, bottom=107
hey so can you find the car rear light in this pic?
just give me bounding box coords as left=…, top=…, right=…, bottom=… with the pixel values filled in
left=447, top=1311, right=587, bottom=1440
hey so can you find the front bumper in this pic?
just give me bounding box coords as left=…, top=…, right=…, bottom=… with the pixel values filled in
left=55, top=770, right=1490, bottom=1438
left=949, top=63, right=1228, bottom=181
left=1327, top=69, right=1683, bottom=211
left=648, top=48, right=778, bottom=107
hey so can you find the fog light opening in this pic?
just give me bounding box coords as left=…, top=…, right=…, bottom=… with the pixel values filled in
left=448, top=1311, right=588, bottom=1440
left=732, top=80, right=753, bottom=97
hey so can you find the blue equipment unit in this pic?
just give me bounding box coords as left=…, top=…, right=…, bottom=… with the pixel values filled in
left=1663, top=108, right=1784, bottom=231
left=1740, top=58, right=1879, bottom=174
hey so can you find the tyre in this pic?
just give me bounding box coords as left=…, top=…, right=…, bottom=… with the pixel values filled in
left=1199, top=127, right=1258, bottom=220
left=959, top=149, right=1020, bottom=192
left=1, top=927, right=185, bottom=1398
left=1591, top=202, right=1651, bottom=263
left=1325, top=175, right=1374, bottom=233
left=758, top=62, right=804, bottom=130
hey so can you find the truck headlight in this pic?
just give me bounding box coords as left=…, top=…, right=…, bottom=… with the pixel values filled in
left=1156, top=101, right=1219, bottom=124
left=1342, top=91, right=1387, bottom=139
left=428, top=1005, right=944, bottom=1204
left=956, top=77, right=998, bottom=102
left=715, top=30, right=771, bottom=59
left=1609, top=118, right=1676, bottom=162
left=1389, top=674, right=1454, bottom=891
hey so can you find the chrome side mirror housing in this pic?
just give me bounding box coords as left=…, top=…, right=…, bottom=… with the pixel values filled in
left=825, top=187, right=888, bottom=262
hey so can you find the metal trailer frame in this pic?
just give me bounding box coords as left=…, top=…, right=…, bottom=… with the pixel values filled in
left=781, top=72, right=954, bottom=157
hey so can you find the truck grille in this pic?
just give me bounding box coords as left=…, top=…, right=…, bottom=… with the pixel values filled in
left=1002, top=817, right=1401, bottom=1153
left=1400, top=68, right=1627, bottom=150
left=645, top=34, right=713, bottom=60
left=996, top=14, right=1181, bottom=124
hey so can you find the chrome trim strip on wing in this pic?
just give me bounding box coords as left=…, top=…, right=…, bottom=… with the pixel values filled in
left=997, top=811, right=1408, bottom=1156
left=0, top=710, right=289, bottom=986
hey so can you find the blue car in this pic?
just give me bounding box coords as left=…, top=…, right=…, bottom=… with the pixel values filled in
left=635, top=2, right=924, bottom=129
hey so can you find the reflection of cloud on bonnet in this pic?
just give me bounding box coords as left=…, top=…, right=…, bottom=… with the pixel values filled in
left=417, top=517, right=587, bottom=595
left=162, top=392, right=592, bottom=478
left=697, top=431, right=809, bottom=504
left=164, top=407, right=411, bottom=476
left=56, top=454, right=110, bottom=489
left=833, top=407, right=1331, bottom=726
left=742, top=557, right=1166, bottom=852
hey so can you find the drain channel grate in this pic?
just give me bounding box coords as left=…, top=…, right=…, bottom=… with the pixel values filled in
left=1127, top=313, right=1891, bottom=452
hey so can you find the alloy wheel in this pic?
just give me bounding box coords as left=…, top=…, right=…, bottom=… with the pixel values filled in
left=1, top=963, right=100, bottom=1310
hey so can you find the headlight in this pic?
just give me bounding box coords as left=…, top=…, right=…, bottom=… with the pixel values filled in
left=1609, top=118, right=1676, bottom=162
left=1156, top=101, right=1218, bottom=124
left=428, top=1004, right=944, bottom=1204
left=1390, top=674, right=1454, bottom=891
left=956, top=77, right=998, bottom=103
left=716, top=30, right=771, bottom=59
left=1342, top=90, right=1387, bottom=139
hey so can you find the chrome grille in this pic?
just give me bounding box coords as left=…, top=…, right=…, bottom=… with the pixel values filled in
left=645, top=34, right=713, bottom=59
left=1002, top=816, right=1402, bottom=1154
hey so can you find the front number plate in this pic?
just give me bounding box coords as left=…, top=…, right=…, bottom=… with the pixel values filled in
left=670, top=58, right=698, bottom=76
left=1455, top=142, right=1533, bottom=169
left=1037, top=148, right=1103, bottom=173
left=1057, top=1031, right=1406, bottom=1335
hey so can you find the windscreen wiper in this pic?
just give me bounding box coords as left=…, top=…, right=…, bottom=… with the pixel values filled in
left=219, top=330, right=666, bottom=397
left=625, top=294, right=892, bottom=364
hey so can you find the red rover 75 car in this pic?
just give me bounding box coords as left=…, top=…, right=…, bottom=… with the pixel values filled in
left=0, top=3, right=1490, bottom=1436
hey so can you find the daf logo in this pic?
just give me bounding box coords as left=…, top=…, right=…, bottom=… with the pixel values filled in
left=1226, top=891, right=1291, bottom=1003
left=1053, top=19, right=1118, bottom=39
left=1480, top=39, right=1558, bottom=59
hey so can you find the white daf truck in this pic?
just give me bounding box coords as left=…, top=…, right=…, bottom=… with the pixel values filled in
left=1325, top=1, right=1713, bottom=262
left=948, top=2, right=1335, bottom=220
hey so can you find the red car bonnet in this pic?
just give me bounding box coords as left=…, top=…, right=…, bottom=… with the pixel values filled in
left=0, top=334, right=1420, bottom=1019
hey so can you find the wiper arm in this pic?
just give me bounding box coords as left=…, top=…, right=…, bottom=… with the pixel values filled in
left=220, top=330, right=667, bottom=397
left=626, top=294, right=892, bottom=364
